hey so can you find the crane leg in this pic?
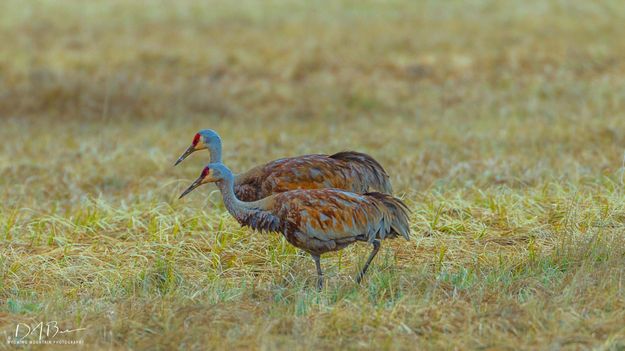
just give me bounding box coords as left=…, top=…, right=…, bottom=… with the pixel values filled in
left=312, top=254, right=323, bottom=290
left=356, top=239, right=381, bottom=284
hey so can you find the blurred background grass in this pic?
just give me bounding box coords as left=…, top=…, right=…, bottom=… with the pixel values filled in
left=1, top=0, right=625, bottom=350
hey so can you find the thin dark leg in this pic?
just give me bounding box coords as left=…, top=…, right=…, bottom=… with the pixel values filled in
left=312, top=254, right=323, bottom=290
left=356, top=240, right=381, bottom=284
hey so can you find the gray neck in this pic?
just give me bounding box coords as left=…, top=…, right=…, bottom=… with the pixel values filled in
left=208, top=141, right=223, bottom=163
left=215, top=174, right=256, bottom=221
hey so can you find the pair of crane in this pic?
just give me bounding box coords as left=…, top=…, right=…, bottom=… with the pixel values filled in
left=176, top=130, right=410, bottom=289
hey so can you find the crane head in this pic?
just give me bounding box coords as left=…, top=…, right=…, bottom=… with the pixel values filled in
left=178, top=164, right=230, bottom=199
left=174, top=133, right=204, bottom=166
left=174, top=129, right=222, bottom=166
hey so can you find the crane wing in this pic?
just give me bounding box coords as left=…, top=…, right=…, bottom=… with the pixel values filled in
left=271, top=189, right=409, bottom=243
left=257, top=155, right=352, bottom=194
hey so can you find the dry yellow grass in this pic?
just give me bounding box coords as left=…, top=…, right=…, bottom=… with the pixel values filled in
left=1, top=0, right=625, bottom=350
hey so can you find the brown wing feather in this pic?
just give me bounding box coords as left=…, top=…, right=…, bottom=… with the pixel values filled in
left=233, top=164, right=266, bottom=201
left=233, top=153, right=392, bottom=201
left=330, top=151, right=393, bottom=194
left=234, top=181, right=262, bottom=202
left=268, top=189, right=410, bottom=247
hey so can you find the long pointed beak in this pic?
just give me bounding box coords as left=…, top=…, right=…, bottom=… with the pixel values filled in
left=174, top=145, right=196, bottom=166
left=179, top=177, right=204, bottom=199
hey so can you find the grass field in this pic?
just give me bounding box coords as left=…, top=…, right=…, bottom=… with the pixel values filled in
left=2, top=0, right=625, bottom=349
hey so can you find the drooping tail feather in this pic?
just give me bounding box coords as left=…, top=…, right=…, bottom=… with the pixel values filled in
left=330, top=151, right=393, bottom=194
left=365, top=192, right=411, bottom=240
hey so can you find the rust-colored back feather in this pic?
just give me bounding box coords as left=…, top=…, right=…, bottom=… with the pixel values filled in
left=241, top=189, right=411, bottom=255
left=329, top=151, right=393, bottom=194
left=233, top=152, right=392, bottom=201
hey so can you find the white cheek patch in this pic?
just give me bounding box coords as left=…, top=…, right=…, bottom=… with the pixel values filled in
left=195, top=141, right=207, bottom=150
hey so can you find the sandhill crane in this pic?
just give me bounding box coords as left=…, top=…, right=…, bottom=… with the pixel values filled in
left=174, top=129, right=392, bottom=201
left=179, top=163, right=410, bottom=289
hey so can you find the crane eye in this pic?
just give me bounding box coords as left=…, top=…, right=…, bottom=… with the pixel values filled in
left=192, top=133, right=201, bottom=146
